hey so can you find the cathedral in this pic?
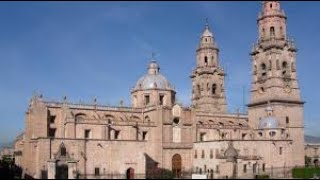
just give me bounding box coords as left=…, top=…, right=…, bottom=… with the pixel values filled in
left=14, top=1, right=305, bottom=179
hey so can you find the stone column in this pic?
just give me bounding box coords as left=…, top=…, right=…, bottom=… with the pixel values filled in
left=47, top=160, right=56, bottom=179
left=67, top=161, right=78, bottom=179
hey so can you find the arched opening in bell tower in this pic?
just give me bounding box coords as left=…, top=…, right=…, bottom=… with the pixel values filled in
left=261, top=63, right=267, bottom=78
left=212, top=84, right=217, bottom=95
left=270, top=27, right=275, bottom=37
left=204, top=56, right=208, bottom=66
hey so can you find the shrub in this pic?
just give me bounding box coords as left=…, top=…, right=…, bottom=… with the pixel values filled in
left=147, top=168, right=174, bottom=179
left=292, top=167, right=320, bottom=179
left=256, top=174, right=270, bottom=179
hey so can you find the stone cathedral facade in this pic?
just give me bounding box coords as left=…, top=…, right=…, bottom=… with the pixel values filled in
left=14, top=1, right=305, bottom=179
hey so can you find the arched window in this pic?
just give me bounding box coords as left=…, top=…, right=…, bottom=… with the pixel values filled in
left=261, top=63, right=267, bottom=70
left=144, top=95, right=150, bottom=105
left=194, top=150, right=198, bottom=159
left=60, top=144, right=67, bottom=157
left=270, top=27, right=275, bottom=37
left=279, top=147, right=283, bottom=155
left=200, top=132, right=206, bottom=142
left=282, top=61, right=288, bottom=69
left=262, top=28, right=265, bottom=37
left=197, top=84, right=201, bottom=96
left=204, top=56, right=208, bottom=66
left=210, top=149, right=213, bottom=159
left=269, top=131, right=276, bottom=137
left=159, top=94, right=165, bottom=105
left=261, top=63, right=267, bottom=78
left=276, top=59, right=280, bottom=70
left=269, top=60, right=272, bottom=70
left=212, top=84, right=217, bottom=95
left=282, top=62, right=289, bottom=76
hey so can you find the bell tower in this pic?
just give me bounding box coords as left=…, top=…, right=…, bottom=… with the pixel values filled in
left=191, top=22, right=227, bottom=113
left=248, top=1, right=305, bottom=166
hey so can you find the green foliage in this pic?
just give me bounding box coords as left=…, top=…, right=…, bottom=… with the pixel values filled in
left=292, top=167, right=320, bottom=179
left=2, top=156, right=14, bottom=165
left=255, top=174, right=270, bottom=179
left=305, top=156, right=312, bottom=166
left=146, top=168, right=175, bottom=179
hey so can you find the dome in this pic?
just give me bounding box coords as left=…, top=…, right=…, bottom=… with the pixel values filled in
left=258, top=116, right=279, bottom=129
left=201, top=21, right=213, bottom=37
left=202, top=27, right=213, bottom=37
left=224, top=143, right=238, bottom=162
left=134, top=61, right=174, bottom=91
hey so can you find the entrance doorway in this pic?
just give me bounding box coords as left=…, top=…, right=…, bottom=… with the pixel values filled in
left=210, top=169, right=214, bottom=179
left=55, top=163, right=68, bottom=179
left=172, top=154, right=182, bottom=178
left=126, top=168, right=135, bottom=179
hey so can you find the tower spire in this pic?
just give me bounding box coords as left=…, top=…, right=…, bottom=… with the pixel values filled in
left=258, top=1, right=287, bottom=41
left=191, top=22, right=227, bottom=113
left=201, top=18, right=213, bottom=38
left=248, top=1, right=304, bottom=167
left=205, top=18, right=209, bottom=30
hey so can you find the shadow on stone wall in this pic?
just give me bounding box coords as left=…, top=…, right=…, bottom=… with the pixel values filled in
left=144, top=153, right=174, bottom=179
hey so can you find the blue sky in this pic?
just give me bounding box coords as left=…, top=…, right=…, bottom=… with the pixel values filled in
left=0, top=1, right=319, bottom=143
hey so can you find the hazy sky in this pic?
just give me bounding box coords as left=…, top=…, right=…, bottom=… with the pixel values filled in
left=0, top=1, right=319, bottom=143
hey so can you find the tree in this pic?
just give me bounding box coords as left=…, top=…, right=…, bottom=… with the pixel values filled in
left=305, top=156, right=312, bottom=167
left=146, top=168, right=174, bottom=179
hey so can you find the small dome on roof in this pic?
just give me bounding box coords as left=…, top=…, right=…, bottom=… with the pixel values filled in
left=133, top=60, right=174, bottom=91
left=224, top=142, right=238, bottom=162
left=202, top=26, right=213, bottom=37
